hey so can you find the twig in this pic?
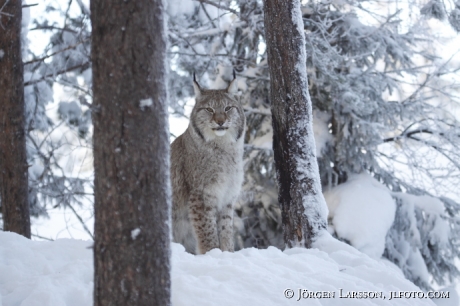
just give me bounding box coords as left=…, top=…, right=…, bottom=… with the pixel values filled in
left=22, top=3, right=38, bottom=8
left=75, top=0, right=90, bottom=16
left=24, top=62, right=90, bottom=86
left=167, top=51, right=256, bottom=65
left=0, top=0, right=10, bottom=12
left=62, top=0, right=73, bottom=36
left=0, top=0, right=12, bottom=29
left=57, top=79, right=92, bottom=96
left=66, top=202, right=94, bottom=239
left=244, top=107, right=271, bottom=116
left=29, top=26, right=78, bottom=34
left=24, top=39, right=89, bottom=65
left=244, top=144, right=273, bottom=151
left=182, top=21, right=245, bottom=38
left=31, top=233, right=54, bottom=241
left=193, top=0, right=238, bottom=15
left=384, top=128, right=434, bottom=143
left=408, top=136, right=460, bottom=169
left=200, top=2, right=217, bottom=28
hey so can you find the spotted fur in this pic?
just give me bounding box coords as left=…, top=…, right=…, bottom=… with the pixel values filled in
left=170, top=77, right=245, bottom=254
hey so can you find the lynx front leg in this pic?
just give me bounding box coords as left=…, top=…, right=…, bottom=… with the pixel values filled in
left=218, top=203, right=234, bottom=252
left=189, top=191, right=219, bottom=254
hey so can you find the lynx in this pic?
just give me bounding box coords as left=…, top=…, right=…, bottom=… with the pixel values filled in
left=171, top=73, right=245, bottom=254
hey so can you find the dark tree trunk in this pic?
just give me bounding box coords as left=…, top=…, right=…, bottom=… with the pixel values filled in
left=263, top=0, right=327, bottom=248
left=91, top=0, right=170, bottom=305
left=0, top=0, right=31, bottom=238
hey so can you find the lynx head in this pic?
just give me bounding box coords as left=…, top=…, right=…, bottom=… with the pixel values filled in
left=190, top=73, right=245, bottom=142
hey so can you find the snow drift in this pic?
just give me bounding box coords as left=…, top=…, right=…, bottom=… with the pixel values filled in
left=1, top=230, right=451, bottom=306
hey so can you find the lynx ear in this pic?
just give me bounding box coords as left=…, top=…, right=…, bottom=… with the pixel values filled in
left=193, top=72, right=202, bottom=98
left=226, top=70, right=238, bottom=94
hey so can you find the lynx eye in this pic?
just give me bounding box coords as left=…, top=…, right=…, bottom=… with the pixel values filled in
left=205, top=107, right=214, bottom=113
left=225, top=106, right=233, bottom=112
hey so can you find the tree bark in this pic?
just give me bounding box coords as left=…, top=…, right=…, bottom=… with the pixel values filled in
left=91, top=0, right=170, bottom=305
left=263, top=0, right=328, bottom=248
left=0, top=0, right=31, bottom=238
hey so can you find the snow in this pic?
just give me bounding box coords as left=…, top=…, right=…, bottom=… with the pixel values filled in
left=0, top=230, right=446, bottom=306
left=139, top=98, right=153, bottom=109
left=395, top=193, right=450, bottom=245
left=409, top=194, right=446, bottom=215
left=313, top=110, right=333, bottom=157
left=28, top=162, right=44, bottom=181
left=324, top=173, right=396, bottom=258
left=131, top=228, right=141, bottom=240
left=167, top=0, right=196, bottom=17
left=390, top=193, right=451, bottom=273
left=58, top=101, right=82, bottom=122
left=0, top=232, right=93, bottom=306
left=0, top=50, right=4, bottom=59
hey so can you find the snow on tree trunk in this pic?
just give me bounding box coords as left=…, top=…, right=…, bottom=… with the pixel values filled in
left=90, top=0, right=170, bottom=305
left=0, top=0, right=31, bottom=238
left=263, top=0, right=328, bottom=248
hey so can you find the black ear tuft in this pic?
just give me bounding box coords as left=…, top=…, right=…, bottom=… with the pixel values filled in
left=227, top=73, right=238, bottom=94
left=192, top=72, right=202, bottom=98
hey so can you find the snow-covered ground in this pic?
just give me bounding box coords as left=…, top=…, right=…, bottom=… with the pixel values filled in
left=1, top=230, right=456, bottom=306
left=0, top=232, right=92, bottom=306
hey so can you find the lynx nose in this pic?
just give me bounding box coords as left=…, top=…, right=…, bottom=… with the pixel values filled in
left=214, top=113, right=226, bottom=126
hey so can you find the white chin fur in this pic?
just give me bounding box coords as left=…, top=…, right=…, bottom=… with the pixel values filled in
left=214, top=129, right=227, bottom=137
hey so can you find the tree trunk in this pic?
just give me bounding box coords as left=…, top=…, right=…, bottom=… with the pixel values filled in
left=0, top=0, right=31, bottom=238
left=263, top=0, right=328, bottom=248
left=91, top=0, right=170, bottom=305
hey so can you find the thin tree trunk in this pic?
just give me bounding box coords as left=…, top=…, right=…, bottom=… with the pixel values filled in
left=0, top=0, right=31, bottom=238
left=91, top=0, right=170, bottom=305
left=263, top=0, right=328, bottom=248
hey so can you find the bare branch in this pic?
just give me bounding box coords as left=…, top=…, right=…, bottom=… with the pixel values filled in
left=31, top=233, right=54, bottom=241
left=24, top=39, right=89, bottom=65
left=24, top=62, right=90, bottom=86
left=22, top=3, right=38, bottom=8
left=0, top=0, right=12, bottom=29
left=192, top=0, right=238, bottom=15
left=75, top=0, right=90, bottom=16
left=200, top=2, right=217, bottom=28
left=244, top=107, right=271, bottom=116
left=244, top=144, right=273, bottom=152
left=408, top=136, right=460, bottom=170
left=66, top=201, right=94, bottom=239
left=384, top=128, right=435, bottom=143
left=29, top=26, right=78, bottom=34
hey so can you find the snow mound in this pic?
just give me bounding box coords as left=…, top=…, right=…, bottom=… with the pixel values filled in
left=0, top=232, right=93, bottom=306
left=324, top=173, right=396, bottom=258
left=0, top=231, right=436, bottom=306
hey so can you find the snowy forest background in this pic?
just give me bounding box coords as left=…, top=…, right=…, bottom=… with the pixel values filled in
left=2, top=0, right=460, bottom=293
